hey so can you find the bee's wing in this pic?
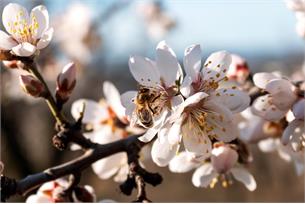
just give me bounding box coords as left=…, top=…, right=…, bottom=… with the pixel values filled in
left=130, top=110, right=140, bottom=127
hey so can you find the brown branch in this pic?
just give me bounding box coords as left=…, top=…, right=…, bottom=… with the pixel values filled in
left=1, top=135, right=150, bottom=201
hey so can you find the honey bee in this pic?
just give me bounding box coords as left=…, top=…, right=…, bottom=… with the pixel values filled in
left=133, top=87, right=162, bottom=128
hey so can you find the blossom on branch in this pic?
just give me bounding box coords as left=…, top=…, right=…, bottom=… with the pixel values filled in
left=0, top=3, right=53, bottom=57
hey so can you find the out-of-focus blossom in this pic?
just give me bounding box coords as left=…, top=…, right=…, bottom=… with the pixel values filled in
left=227, top=54, right=250, bottom=84
left=286, top=0, right=305, bottom=38
left=25, top=179, right=96, bottom=203
left=54, top=3, right=99, bottom=64
left=2, top=60, right=24, bottom=69
left=71, top=81, right=143, bottom=182
left=258, top=137, right=304, bottom=176
left=19, top=75, right=46, bottom=97
left=252, top=72, right=297, bottom=121
left=282, top=99, right=305, bottom=151
left=56, top=62, right=77, bottom=102
left=169, top=144, right=256, bottom=191
left=137, top=2, right=176, bottom=40
left=121, top=41, right=183, bottom=144
left=0, top=3, right=53, bottom=56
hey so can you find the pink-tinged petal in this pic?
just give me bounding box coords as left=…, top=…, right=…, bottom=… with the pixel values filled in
left=182, top=121, right=212, bottom=158
left=129, top=56, right=160, bottom=86
left=285, top=0, right=305, bottom=11
left=231, top=167, right=257, bottom=191
left=204, top=101, right=238, bottom=142
left=257, top=138, right=278, bottom=153
left=36, top=27, right=53, bottom=49
left=92, top=153, right=126, bottom=180
left=2, top=3, right=30, bottom=37
left=282, top=119, right=304, bottom=151
left=103, top=81, right=126, bottom=122
left=211, top=145, right=238, bottom=174
left=30, top=5, right=49, bottom=39
left=210, top=88, right=250, bottom=113
left=71, top=99, right=108, bottom=124
left=151, top=136, right=178, bottom=167
left=184, top=44, right=202, bottom=80
left=202, top=51, right=231, bottom=82
left=171, top=95, right=184, bottom=110
left=252, top=72, right=278, bottom=89
left=192, top=163, right=217, bottom=188
left=251, top=95, right=287, bottom=121
left=265, top=79, right=297, bottom=110
left=120, top=91, right=137, bottom=119
left=167, top=117, right=183, bottom=145
left=156, top=41, right=180, bottom=87
left=169, top=151, right=200, bottom=173
left=12, top=42, right=36, bottom=57
left=0, top=30, right=17, bottom=50
left=26, top=194, right=51, bottom=203
left=292, top=99, right=305, bottom=120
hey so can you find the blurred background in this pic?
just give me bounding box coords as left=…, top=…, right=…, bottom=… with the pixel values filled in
left=1, top=0, right=304, bottom=202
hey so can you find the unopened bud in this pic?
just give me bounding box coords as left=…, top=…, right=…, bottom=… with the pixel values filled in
left=56, top=63, right=76, bottom=102
left=19, top=75, right=46, bottom=97
left=211, top=144, right=238, bottom=174
left=227, top=54, right=250, bottom=84
left=2, top=60, right=24, bottom=69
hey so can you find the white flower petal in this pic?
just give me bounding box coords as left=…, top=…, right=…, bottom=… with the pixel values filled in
left=211, top=145, right=238, bottom=174
left=282, top=119, right=304, bottom=151
left=103, top=81, right=126, bottom=122
left=231, top=167, right=257, bottom=191
left=253, top=72, right=278, bottom=89
left=92, top=153, right=126, bottom=180
left=258, top=138, right=278, bottom=153
left=129, top=56, right=160, bottom=86
left=183, top=92, right=209, bottom=108
left=11, top=42, right=36, bottom=57
left=2, top=3, right=30, bottom=38
left=192, top=163, right=217, bottom=188
left=167, top=117, right=183, bottom=145
left=204, top=101, right=238, bottom=142
left=36, top=27, right=53, bottom=49
left=71, top=99, right=108, bottom=124
left=251, top=95, right=287, bottom=121
left=30, top=5, right=49, bottom=39
left=182, top=122, right=212, bottom=158
left=156, top=41, right=180, bottom=87
left=169, top=151, right=200, bottom=173
left=202, top=51, right=231, bottom=82
left=120, top=91, right=137, bottom=119
left=0, top=30, right=17, bottom=50
left=151, top=136, right=178, bottom=167
left=26, top=194, right=51, bottom=203
left=184, top=44, right=202, bottom=80
left=180, top=76, right=193, bottom=97
left=210, top=88, right=250, bottom=113
left=292, top=99, right=305, bottom=120
left=265, top=79, right=297, bottom=110
left=114, top=164, right=129, bottom=183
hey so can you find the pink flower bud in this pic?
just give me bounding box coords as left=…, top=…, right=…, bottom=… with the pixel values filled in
left=19, top=75, right=45, bottom=97
left=227, top=54, right=250, bottom=83
left=56, top=63, right=76, bottom=102
left=2, top=60, right=24, bottom=69
left=211, top=144, right=238, bottom=174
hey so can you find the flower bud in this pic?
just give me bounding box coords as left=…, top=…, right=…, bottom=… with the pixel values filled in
left=2, top=60, right=24, bottom=69
left=211, top=144, right=238, bottom=174
left=227, top=54, right=250, bottom=84
left=56, top=62, right=76, bottom=102
left=19, top=75, right=46, bottom=97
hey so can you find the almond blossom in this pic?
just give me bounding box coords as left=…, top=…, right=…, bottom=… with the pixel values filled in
left=26, top=179, right=96, bottom=203
left=71, top=81, right=143, bottom=182
left=121, top=41, right=183, bottom=143
left=0, top=3, right=53, bottom=57
left=251, top=72, right=298, bottom=121
left=169, top=144, right=256, bottom=191
left=151, top=45, right=250, bottom=165
left=286, top=0, right=305, bottom=38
